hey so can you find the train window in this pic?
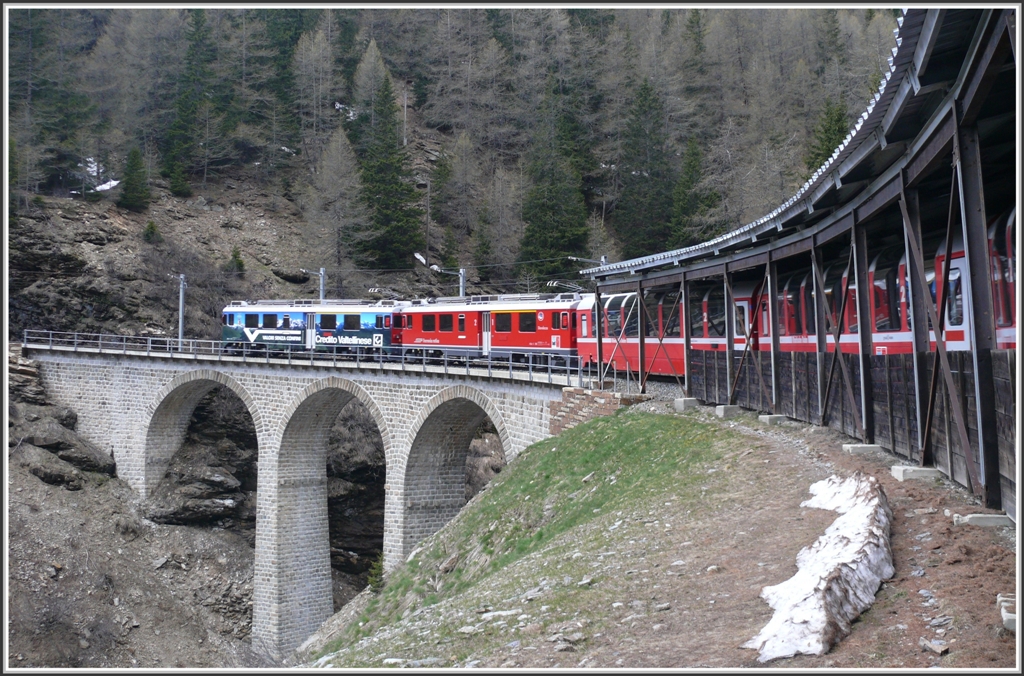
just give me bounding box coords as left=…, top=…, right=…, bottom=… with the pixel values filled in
left=606, top=297, right=624, bottom=336
left=643, top=294, right=661, bottom=337
left=571, top=312, right=577, bottom=330
left=846, top=289, right=858, bottom=333
left=552, top=312, right=561, bottom=330
left=406, top=315, right=414, bottom=329
left=947, top=269, right=963, bottom=326
left=689, top=292, right=704, bottom=338
left=343, top=314, right=361, bottom=331
left=439, top=314, right=453, bottom=331
left=735, top=305, right=746, bottom=336
left=223, top=313, right=231, bottom=325
left=385, top=316, right=392, bottom=329
left=622, top=296, right=640, bottom=337
left=262, top=314, right=278, bottom=329
left=375, top=315, right=384, bottom=329
left=707, top=287, right=725, bottom=337
left=495, top=313, right=512, bottom=332
left=423, top=314, right=436, bottom=332
left=581, top=313, right=587, bottom=337
left=519, top=312, right=537, bottom=332
left=802, top=282, right=816, bottom=336
left=320, top=314, right=337, bottom=330
left=245, top=314, right=259, bottom=328
left=590, top=310, right=598, bottom=337
left=281, top=315, right=291, bottom=329
left=458, top=315, right=465, bottom=332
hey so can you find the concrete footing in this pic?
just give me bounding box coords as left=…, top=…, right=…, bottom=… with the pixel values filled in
left=952, top=513, right=1015, bottom=528
left=891, top=465, right=943, bottom=481
left=758, top=415, right=787, bottom=425
left=673, top=398, right=699, bottom=412
left=715, top=405, right=742, bottom=419
left=997, top=594, right=1016, bottom=633
left=843, top=443, right=883, bottom=455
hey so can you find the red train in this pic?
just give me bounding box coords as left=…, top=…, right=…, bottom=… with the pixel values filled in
left=222, top=209, right=1014, bottom=377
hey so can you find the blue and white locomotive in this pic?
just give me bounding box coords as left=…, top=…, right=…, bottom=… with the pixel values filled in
left=221, top=299, right=408, bottom=354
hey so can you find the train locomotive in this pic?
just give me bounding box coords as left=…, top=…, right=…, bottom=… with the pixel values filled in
left=221, top=208, right=1015, bottom=375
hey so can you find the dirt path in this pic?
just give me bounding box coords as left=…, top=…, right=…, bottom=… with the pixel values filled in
left=495, top=401, right=1017, bottom=669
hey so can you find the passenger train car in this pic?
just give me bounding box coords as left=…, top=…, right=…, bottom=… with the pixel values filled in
left=220, top=208, right=1014, bottom=376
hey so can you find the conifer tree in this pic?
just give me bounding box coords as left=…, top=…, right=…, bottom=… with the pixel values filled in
left=517, top=153, right=589, bottom=280
left=804, top=96, right=848, bottom=174
left=117, top=147, right=150, bottom=211
left=612, top=78, right=676, bottom=260
left=357, top=76, right=424, bottom=269
left=671, top=137, right=724, bottom=248
left=163, top=9, right=214, bottom=181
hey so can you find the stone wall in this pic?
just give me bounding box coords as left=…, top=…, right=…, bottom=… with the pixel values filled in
left=549, top=387, right=651, bottom=435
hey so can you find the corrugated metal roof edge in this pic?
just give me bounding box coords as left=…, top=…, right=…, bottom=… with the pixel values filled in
left=583, top=8, right=925, bottom=279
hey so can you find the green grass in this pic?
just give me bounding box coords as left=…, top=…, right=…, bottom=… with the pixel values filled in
left=315, top=410, right=733, bottom=664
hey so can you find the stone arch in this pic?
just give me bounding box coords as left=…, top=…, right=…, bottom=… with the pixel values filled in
left=253, top=376, right=388, bottom=658
left=142, top=369, right=261, bottom=500
left=399, top=385, right=511, bottom=557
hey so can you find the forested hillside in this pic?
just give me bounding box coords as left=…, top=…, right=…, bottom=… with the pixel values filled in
left=8, top=7, right=899, bottom=288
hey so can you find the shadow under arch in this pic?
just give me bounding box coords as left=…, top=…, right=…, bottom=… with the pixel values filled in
left=142, top=369, right=261, bottom=500
left=254, top=376, right=389, bottom=658
left=400, top=385, right=511, bottom=557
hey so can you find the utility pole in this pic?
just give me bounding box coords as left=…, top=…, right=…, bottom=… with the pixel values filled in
left=425, top=180, right=430, bottom=268
left=169, top=273, right=186, bottom=350
left=403, top=83, right=408, bottom=147
left=301, top=267, right=327, bottom=301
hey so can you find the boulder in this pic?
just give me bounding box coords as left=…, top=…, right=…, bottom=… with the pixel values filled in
left=12, top=418, right=115, bottom=474
left=11, top=443, right=85, bottom=490
left=271, top=267, right=311, bottom=284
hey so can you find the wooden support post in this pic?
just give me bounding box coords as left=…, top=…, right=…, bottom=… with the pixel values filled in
left=854, top=220, right=876, bottom=443
left=767, top=254, right=782, bottom=414
left=811, top=243, right=828, bottom=421
left=958, top=124, right=1002, bottom=509
left=637, top=280, right=647, bottom=395
left=724, top=266, right=734, bottom=402
left=682, top=277, right=693, bottom=398
left=595, top=287, right=604, bottom=390
left=900, top=187, right=931, bottom=460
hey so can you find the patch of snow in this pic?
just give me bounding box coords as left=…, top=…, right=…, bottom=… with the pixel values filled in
left=742, top=472, right=894, bottom=662
left=95, top=179, right=120, bottom=191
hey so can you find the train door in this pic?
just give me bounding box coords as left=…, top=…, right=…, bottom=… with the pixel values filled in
left=481, top=312, right=491, bottom=356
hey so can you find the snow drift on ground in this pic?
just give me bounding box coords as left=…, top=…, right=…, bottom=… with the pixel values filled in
left=742, top=471, right=894, bottom=662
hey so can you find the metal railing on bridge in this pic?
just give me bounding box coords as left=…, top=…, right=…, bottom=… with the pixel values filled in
left=21, top=330, right=588, bottom=388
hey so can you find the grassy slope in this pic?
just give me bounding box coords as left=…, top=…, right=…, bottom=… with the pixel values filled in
left=311, top=409, right=737, bottom=667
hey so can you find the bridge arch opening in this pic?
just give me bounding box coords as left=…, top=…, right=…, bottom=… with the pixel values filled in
left=258, top=378, right=387, bottom=654
left=402, top=388, right=509, bottom=558
left=142, top=371, right=261, bottom=504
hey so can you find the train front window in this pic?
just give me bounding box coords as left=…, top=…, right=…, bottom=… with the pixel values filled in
left=519, top=312, right=537, bottom=332
left=343, top=314, right=361, bottom=331
left=495, top=313, right=511, bottom=332
left=947, top=269, right=964, bottom=326
left=320, top=314, right=337, bottom=330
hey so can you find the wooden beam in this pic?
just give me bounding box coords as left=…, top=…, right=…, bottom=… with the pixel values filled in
left=905, top=111, right=955, bottom=187
left=767, top=253, right=782, bottom=413
left=811, top=246, right=828, bottom=421
left=724, top=265, right=734, bottom=400
left=899, top=187, right=931, bottom=458
left=961, top=10, right=1015, bottom=127
left=853, top=220, right=876, bottom=443
left=595, top=287, right=604, bottom=390
left=682, top=279, right=693, bottom=397
left=855, top=175, right=903, bottom=224
left=914, top=10, right=947, bottom=79
left=637, top=280, right=646, bottom=395
left=816, top=212, right=855, bottom=248
left=683, top=263, right=726, bottom=282
left=957, top=124, right=1002, bottom=508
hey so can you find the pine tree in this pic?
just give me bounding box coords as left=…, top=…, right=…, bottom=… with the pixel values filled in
left=612, top=78, right=676, bottom=260
left=804, top=96, right=848, bottom=174
left=671, top=137, right=724, bottom=248
left=357, top=76, right=424, bottom=269
left=116, top=147, right=150, bottom=211
left=163, top=9, right=214, bottom=179
left=517, top=154, right=589, bottom=280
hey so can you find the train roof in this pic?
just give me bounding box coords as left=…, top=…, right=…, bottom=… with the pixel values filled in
left=223, top=299, right=410, bottom=311
left=398, top=292, right=586, bottom=311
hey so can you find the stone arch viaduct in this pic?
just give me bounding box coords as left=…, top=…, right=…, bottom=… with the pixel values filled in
left=20, top=345, right=635, bottom=658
